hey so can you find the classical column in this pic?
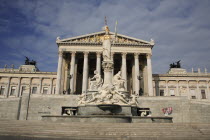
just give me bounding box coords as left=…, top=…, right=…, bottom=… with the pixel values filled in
left=187, top=80, right=190, bottom=99
left=16, top=77, right=21, bottom=97
left=29, top=78, right=32, bottom=94
left=134, top=53, right=140, bottom=95
left=96, top=52, right=101, bottom=75
left=49, top=78, right=53, bottom=94
left=82, top=52, right=89, bottom=93
left=55, top=51, right=64, bottom=94
left=5, top=77, right=11, bottom=98
left=155, top=80, right=159, bottom=96
left=147, top=54, right=153, bottom=96
left=111, top=52, right=114, bottom=76
left=196, top=80, right=200, bottom=100
left=64, top=62, right=68, bottom=92
left=69, top=52, right=76, bottom=94
left=121, top=52, right=127, bottom=90
left=39, top=77, right=43, bottom=94
left=207, top=80, right=210, bottom=99
left=166, top=80, right=168, bottom=96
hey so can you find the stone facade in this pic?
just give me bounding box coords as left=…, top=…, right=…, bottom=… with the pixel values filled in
left=153, top=68, right=210, bottom=100
left=0, top=29, right=210, bottom=123
left=0, top=68, right=57, bottom=98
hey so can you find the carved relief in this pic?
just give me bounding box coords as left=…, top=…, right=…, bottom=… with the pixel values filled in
left=179, top=86, right=187, bottom=95
left=63, top=34, right=147, bottom=45
left=102, top=61, right=113, bottom=71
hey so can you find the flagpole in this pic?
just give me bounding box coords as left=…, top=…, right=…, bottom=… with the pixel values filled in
left=115, top=20, right=118, bottom=43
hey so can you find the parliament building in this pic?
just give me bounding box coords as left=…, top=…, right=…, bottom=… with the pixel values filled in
left=0, top=27, right=210, bottom=123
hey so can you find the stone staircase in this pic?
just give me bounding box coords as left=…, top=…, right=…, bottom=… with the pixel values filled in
left=0, top=120, right=210, bottom=140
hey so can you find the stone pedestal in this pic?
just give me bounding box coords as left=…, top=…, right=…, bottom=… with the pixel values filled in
left=168, top=68, right=187, bottom=74
left=102, top=61, right=113, bottom=87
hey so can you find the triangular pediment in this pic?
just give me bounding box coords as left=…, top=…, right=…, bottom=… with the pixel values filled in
left=56, top=31, right=154, bottom=45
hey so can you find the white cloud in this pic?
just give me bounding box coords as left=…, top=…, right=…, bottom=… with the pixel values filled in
left=0, top=0, right=210, bottom=73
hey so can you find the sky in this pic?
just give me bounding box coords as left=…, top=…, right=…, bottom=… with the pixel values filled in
left=0, top=0, right=210, bottom=74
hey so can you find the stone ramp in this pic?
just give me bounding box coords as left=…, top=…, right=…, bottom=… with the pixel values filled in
left=0, top=120, right=210, bottom=140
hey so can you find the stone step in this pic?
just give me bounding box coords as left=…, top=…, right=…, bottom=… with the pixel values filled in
left=0, top=127, right=202, bottom=134
left=0, top=120, right=209, bottom=140
left=1, top=135, right=210, bottom=140
left=0, top=122, right=204, bottom=128
left=0, top=131, right=203, bottom=137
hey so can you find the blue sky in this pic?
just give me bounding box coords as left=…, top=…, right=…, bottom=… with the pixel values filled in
left=0, top=0, right=210, bottom=74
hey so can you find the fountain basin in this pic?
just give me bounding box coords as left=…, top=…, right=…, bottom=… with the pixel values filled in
left=77, top=104, right=138, bottom=116
left=97, top=104, right=121, bottom=114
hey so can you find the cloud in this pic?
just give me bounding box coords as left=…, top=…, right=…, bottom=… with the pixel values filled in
left=0, top=0, right=210, bottom=74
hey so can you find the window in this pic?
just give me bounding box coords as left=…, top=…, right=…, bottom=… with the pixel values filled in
left=170, top=89, right=175, bottom=96
left=201, top=90, right=206, bottom=99
left=54, top=87, right=56, bottom=94
left=21, top=86, right=26, bottom=96
left=190, top=89, right=196, bottom=99
left=43, top=87, right=48, bottom=94
left=160, top=89, right=164, bottom=96
left=0, top=86, right=5, bottom=95
left=32, top=87, right=37, bottom=94
left=10, top=86, right=16, bottom=96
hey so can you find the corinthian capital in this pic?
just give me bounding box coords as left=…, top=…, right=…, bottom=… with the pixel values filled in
left=96, top=52, right=101, bottom=57
left=58, top=51, right=64, bottom=56
left=122, top=52, right=127, bottom=58
left=134, top=53, right=140, bottom=59
left=146, top=53, right=152, bottom=59
left=83, top=52, right=89, bottom=57
left=71, top=51, right=76, bottom=57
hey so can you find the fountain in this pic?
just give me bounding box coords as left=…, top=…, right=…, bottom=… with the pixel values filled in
left=76, top=25, right=138, bottom=122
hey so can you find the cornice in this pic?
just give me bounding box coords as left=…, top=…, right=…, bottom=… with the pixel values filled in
left=153, top=73, right=210, bottom=78
left=57, top=42, right=153, bottom=48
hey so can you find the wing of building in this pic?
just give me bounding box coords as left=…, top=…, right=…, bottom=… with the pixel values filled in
left=0, top=28, right=210, bottom=123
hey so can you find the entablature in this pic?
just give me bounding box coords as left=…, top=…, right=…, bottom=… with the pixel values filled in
left=59, top=45, right=152, bottom=54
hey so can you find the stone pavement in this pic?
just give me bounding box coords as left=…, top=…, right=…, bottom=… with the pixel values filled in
left=0, top=120, right=210, bottom=140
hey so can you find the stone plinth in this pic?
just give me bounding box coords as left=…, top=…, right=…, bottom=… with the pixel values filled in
left=42, top=115, right=132, bottom=123
left=168, top=68, right=187, bottom=74
left=102, top=61, right=113, bottom=87
left=19, top=65, right=38, bottom=72
left=77, top=105, right=137, bottom=116
left=132, top=116, right=173, bottom=123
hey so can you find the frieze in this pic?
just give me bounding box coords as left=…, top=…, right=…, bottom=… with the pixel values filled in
left=168, top=85, right=176, bottom=88
left=189, top=85, right=197, bottom=88
left=43, top=84, right=50, bottom=86
left=0, top=82, right=7, bottom=85
left=199, top=85, right=207, bottom=88
left=179, top=86, right=187, bottom=88
left=31, top=84, right=39, bottom=86
left=21, top=83, right=29, bottom=85
left=10, top=82, right=18, bottom=85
